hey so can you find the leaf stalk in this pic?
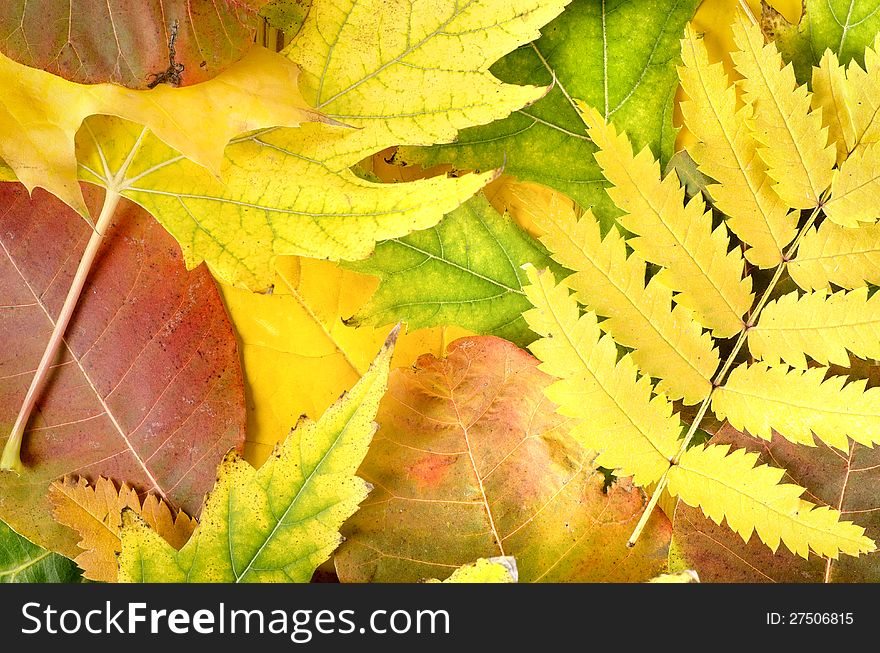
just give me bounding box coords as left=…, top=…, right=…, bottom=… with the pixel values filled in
left=1, top=190, right=122, bottom=473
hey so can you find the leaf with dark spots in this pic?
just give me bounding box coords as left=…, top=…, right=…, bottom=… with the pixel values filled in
left=334, top=336, right=671, bottom=583
left=0, top=0, right=270, bottom=88
left=671, top=423, right=880, bottom=582
left=0, top=183, right=245, bottom=557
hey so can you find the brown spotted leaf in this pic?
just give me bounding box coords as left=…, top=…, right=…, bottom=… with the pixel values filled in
left=0, top=0, right=269, bottom=88
left=49, top=476, right=196, bottom=582
left=0, top=183, right=245, bottom=557
left=334, top=336, right=671, bottom=583
left=671, top=423, right=880, bottom=582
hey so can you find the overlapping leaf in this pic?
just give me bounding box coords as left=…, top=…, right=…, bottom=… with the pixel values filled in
left=0, top=0, right=270, bottom=87
left=220, top=256, right=470, bottom=465
left=0, top=184, right=245, bottom=557
left=118, top=330, right=396, bottom=583
left=50, top=477, right=197, bottom=582
left=404, top=0, right=700, bottom=217
left=0, top=47, right=326, bottom=215
left=672, top=424, right=880, bottom=582
left=344, top=193, right=564, bottom=348
left=335, top=335, right=672, bottom=583
left=0, top=519, right=80, bottom=583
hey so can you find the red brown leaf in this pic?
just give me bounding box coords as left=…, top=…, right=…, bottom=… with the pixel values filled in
left=0, top=183, right=245, bottom=556
left=335, top=336, right=671, bottom=583
left=0, top=1, right=270, bottom=88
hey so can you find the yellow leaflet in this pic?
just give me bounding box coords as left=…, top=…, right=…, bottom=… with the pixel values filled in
left=712, top=362, right=880, bottom=450
left=789, top=221, right=880, bottom=290
left=532, top=206, right=718, bottom=404
left=285, top=0, right=571, bottom=169
left=812, top=51, right=855, bottom=164
left=483, top=176, right=575, bottom=239
left=522, top=266, right=683, bottom=487
left=749, top=288, right=880, bottom=368
left=669, top=443, right=874, bottom=559
left=679, top=24, right=796, bottom=267
left=826, top=141, right=880, bottom=226
left=0, top=47, right=327, bottom=215
left=730, top=13, right=835, bottom=209
left=578, top=104, right=753, bottom=337
left=77, top=117, right=494, bottom=289
left=220, top=256, right=471, bottom=465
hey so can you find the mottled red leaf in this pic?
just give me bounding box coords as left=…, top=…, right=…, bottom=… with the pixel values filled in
left=672, top=423, right=880, bottom=582
left=0, top=183, right=245, bottom=556
left=0, top=1, right=270, bottom=88
left=335, top=336, right=671, bottom=583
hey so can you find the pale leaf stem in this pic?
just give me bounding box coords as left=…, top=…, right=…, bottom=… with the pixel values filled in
left=1, top=190, right=122, bottom=473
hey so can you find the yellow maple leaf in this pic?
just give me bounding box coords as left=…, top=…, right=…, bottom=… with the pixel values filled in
left=0, top=47, right=327, bottom=215
left=220, top=256, right=470, bottom=465
left=49, top=476, right=196, bottom=583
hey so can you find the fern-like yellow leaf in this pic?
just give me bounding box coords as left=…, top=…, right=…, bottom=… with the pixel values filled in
left=749, top=288, right=880, bottom=368
left=668, top=443, right=874, bottom=559
left=730, top=13, right=835, bottom=209
left=578, top=104, right=753, bottom=338
left=532, top=207, right=718, bottom=405
left=826, top=141, right=880, bottom=226
left=679, top=24, right=797, bottom=268
left=522, top=266, right=682, bottom=487
left=812, top=51, right=855, bottom=165
left=712, top=362, right=880, bottom=450
left=789, top=221, right=880, bottom=290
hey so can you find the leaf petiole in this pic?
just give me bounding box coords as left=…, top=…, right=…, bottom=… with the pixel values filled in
left=1, top=190, right=122, bottom=473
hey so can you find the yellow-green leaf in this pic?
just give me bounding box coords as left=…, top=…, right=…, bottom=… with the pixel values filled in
left=432, top=557, right=519, bottom=583
left=117, top=328, right=397, bottom=583
left=219, top=256, right=470, bottom=465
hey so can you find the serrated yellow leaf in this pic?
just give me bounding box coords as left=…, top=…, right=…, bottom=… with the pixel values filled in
left=220, top=256, right=470, bottom=465
left=730, top=13, right=835, bottom=209
left=73, top=0, right=568, bottom=289
left=712, top=362, right=880, bottom=450
left=532, top=206, right=718, bottom=405
left=679, top=24, right=797, bottom=267
left=669, top=443, right=874, bottom=559
left=0, top=47, right=327, bottom=215
left=578, top=104, right=753, bottom=337
left=118, top=330, right=397, bottom=583
left=49, top=477, right=195, bottom=583
left=77, top=116, right=495, bottom=289
left=285, top=0, right=571, bottom=169
left=826, top=141, right=880, bottom=226
left=812, top=51, right=855, bottom=165
left=749, top=288, right=880, bottom=368
left=790, top=221, right=880, bottom=290
left=522, top=266, right=682, bottom=487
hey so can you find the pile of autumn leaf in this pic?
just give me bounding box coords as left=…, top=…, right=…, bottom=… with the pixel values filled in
left=3, top=0, right=880, bottom=584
